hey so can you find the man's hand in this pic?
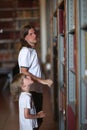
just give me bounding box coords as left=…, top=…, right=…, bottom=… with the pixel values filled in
left=45, top=79, right=53, bottom=87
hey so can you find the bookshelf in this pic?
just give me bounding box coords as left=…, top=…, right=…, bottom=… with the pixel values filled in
left=79, top=0, right=87, bottom=129
left=49, top=0, right=59, bottom=121
left=0, top=0, right=40, bottom=89
left=49, top=0, right=87, bottom=129
left=0, top=0, right=40, bottom=69
left=58, top=1, right=66, bottom=129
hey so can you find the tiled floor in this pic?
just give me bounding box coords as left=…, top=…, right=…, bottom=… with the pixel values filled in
left=0, top=80, right=57, bottom=130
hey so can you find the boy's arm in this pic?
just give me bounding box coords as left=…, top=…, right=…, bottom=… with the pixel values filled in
left=24, top=108, right=46, bottom=119
left=20, top=67, right=53, bottom=87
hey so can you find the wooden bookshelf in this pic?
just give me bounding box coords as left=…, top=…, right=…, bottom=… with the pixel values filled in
left=0, top=0, right=40, bottom=91
left=0, top=0, right=40, bottom=69
left=49, top=0, right=87, bottom=129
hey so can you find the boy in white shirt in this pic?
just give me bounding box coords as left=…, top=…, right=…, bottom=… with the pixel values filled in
left=10, top=73, right=46, bottom=130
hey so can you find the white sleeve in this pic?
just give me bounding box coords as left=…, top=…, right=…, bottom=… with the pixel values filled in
left=18, top=48, right=30, bottom=68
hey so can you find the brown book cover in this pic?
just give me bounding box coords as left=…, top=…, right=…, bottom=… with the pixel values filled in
left=59, top=9, right=64, bottom=34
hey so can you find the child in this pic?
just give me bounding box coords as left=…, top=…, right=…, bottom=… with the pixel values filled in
left=10, top=73, right=46, bottom=130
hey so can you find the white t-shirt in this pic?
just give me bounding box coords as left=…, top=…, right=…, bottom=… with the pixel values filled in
left=19, top=92, right=38, bottom=130
left=18, top=47, right=41, bottom=77
left=18, top=47, right=43, bottom=92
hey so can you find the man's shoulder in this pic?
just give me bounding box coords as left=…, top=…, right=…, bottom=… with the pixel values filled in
left=19, top=47, right=31, bottom=54
left=19, top=47, right=37, bottom=59
left=21, top=47, right=35, bottom=52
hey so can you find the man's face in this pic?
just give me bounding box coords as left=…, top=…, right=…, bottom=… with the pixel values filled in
left=25, top=28, right=37, bottom=48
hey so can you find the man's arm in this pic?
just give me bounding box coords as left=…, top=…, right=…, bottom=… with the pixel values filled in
left=20, top=67, right=53, bottom=87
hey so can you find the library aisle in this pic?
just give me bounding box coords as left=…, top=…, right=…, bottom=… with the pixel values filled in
left=0, top=78, right=57, bottom=130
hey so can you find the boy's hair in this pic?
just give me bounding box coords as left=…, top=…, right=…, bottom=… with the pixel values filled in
left=10, top=73, right=25, bottom=101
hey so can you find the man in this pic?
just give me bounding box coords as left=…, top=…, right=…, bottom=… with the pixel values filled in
left=18, top=25, right=53, bottom=128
